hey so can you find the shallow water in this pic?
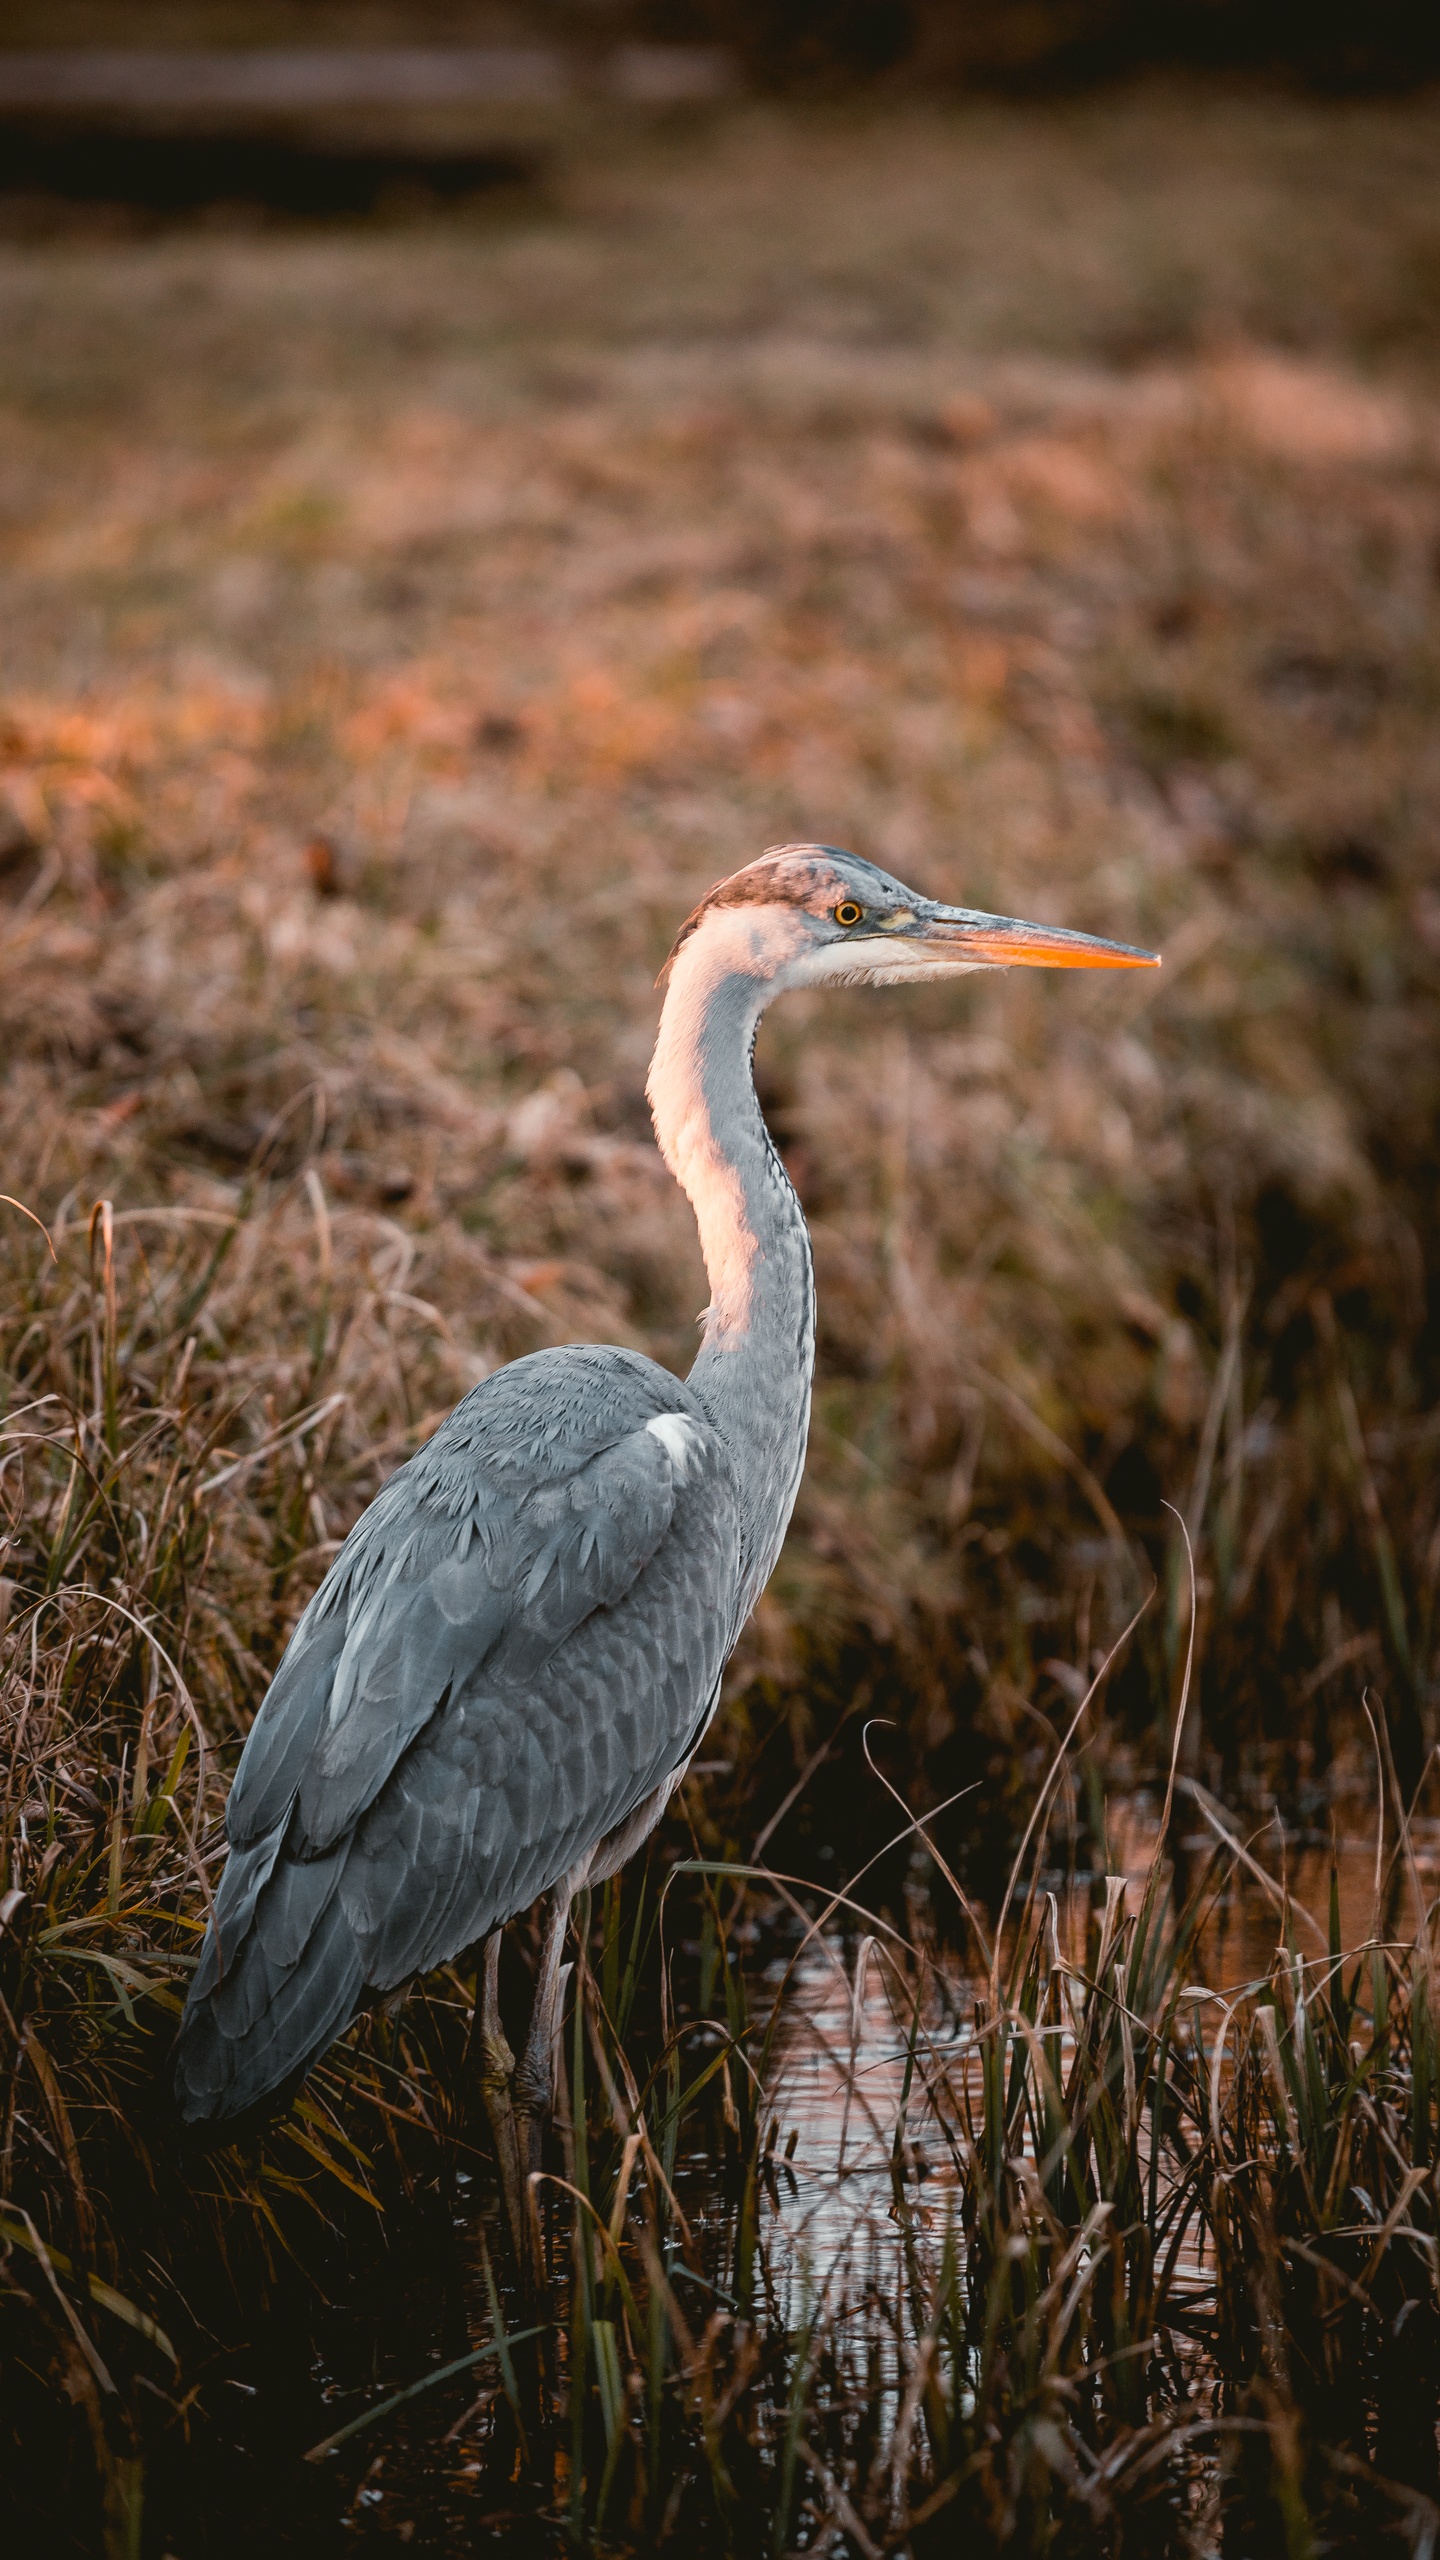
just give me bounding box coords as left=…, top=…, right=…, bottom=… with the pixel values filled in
left=169, top=1788, right=1436, bottom=2551
left=756, top=1790, right=1440, bottom=2323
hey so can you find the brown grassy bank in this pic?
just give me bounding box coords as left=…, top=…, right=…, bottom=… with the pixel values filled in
left=2, top=82, right=1440, bottom=2553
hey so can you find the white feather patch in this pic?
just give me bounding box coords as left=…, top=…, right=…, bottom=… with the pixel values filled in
left=646, top=1412, right=701, bottom=1479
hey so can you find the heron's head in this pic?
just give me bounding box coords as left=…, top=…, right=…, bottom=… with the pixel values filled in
left=662, top=845, right=1159, bottom=994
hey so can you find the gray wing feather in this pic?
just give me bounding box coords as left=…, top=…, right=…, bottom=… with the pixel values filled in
left=179, top=1843, right=363, bottom=2119
left=342, top=1474, right=732, bottom=1985
left=293, top=1416, right=685, bottom=1854
left=222, top=1604, right=350, bottom=1850
left=176, top=1345, right=743, bottom=2126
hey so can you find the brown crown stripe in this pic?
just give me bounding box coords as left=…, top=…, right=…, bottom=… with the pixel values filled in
left=663, top=845, right=848, bottom=975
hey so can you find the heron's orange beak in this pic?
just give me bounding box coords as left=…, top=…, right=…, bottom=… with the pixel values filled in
left=908, top=904, right=1160, bottom=971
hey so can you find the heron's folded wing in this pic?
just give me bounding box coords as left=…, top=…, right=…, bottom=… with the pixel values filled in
left=225, top=1350, right=735, bottom=1867
left=342, top=1460, right=738, bottom=1986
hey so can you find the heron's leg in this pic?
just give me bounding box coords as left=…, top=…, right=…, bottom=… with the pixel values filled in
left=476, top=1929, right=526, bottom=2262
left=512, top=1884, right=573, bottom=2182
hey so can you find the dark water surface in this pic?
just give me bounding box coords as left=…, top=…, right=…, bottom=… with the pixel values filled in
left=140, top=1788, right=1428, bottom=2555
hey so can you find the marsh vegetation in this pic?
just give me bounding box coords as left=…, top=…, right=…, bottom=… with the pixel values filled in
left=3, top=79, right=1440, bottom=2553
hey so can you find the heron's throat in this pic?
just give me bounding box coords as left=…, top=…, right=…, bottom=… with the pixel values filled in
left=647, top=937, right=785, bottom=1344
left=647, top=926, right=816, bottom=1605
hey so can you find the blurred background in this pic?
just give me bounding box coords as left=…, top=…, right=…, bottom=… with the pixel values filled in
left=3, top=0, right=1439, bottom=93
left=2, top=0, right=1440, bottom=1880
left=4, top=6, right=1440, bottom=2551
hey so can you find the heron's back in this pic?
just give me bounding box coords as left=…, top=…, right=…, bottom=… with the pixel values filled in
left=175, top=1345, right=744, bottom=2127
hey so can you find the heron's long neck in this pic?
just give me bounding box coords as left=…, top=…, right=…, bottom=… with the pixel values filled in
left=648, top=944, right=815, bottom=1618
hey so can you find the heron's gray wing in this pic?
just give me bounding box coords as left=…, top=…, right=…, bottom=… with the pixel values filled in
left=227, top=1390, right=696, bottom=1858
left=176, top=1346, right=742, bottom=2123
left=340, top=1423, right=737, bottom=1986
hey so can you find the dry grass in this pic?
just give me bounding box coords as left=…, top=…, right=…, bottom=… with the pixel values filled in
left=3, top=81, right=1440, bottom=2551
left=168, top=1707, right=1440, bottom=2557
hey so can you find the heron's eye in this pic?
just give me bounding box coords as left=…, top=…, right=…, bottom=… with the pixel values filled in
left=833, top=901, right=864, bottom=928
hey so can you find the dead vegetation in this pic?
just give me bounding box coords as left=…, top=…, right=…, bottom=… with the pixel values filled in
left=2, top=81, right=1440, bottom=2553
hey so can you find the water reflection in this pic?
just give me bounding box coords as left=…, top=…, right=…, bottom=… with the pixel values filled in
left=300, top=1784, right=1440, bottom=2544
left=759, top=1789, right=1440, bottom=2313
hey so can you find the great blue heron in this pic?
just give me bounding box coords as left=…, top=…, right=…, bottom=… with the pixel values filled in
left=174, top=845, right=1157, bottom=2236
